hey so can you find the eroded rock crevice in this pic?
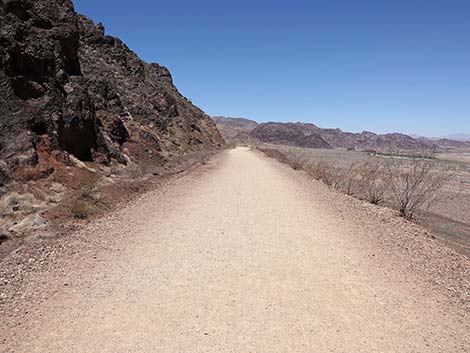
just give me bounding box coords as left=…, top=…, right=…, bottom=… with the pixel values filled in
left=57, top=115, right=97, bottom=162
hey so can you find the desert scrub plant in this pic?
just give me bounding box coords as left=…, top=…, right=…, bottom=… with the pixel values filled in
left=357, top=161, right=387, bottom=204
left=69, top=170, right=101, bottom=219
left=286, top=150, right=308, bottom=170
left=257, top=147, right=289, bottom=164
left=304, top=160, right=338, bottom=187
left=70, top=197, right=92, bottom=219
left=336, top=163, right=362, bottom=195
left=385, top=158, right=451, bottom=219
left=133, top=114, right=143, bottom=125
left=256, top=145, right=455, bottom=221
left=69, top=188, right=109, bottom=220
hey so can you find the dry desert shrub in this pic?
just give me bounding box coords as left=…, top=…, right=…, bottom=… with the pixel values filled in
left=257, top=147, right=289, bottom=164
left=385, top=158, right=451, bottom=219
left=68, top=171, right=101, bottom=220
left=70, top=197, right=92, bottom=219
left=304, top=160, right=338, bottom=186
left=357, top=161, right=387, bottom=204
left=257, top=145, right=453, bottom=220
left=288, top=150, right=309, bottom=170
left=336, top=163, right=362, bottom=195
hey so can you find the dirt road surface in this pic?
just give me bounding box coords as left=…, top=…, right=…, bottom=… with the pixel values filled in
left=1, top=147, right=469, bottom=352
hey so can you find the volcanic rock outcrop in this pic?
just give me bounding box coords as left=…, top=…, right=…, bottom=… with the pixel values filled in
left=0, top=0, right=223, bottom=184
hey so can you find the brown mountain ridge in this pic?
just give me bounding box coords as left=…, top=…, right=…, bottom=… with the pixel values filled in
left=213, top=117, right=443, bottom=152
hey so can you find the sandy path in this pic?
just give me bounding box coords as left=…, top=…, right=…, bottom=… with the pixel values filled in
left=1, top=147, right=469, bottom=352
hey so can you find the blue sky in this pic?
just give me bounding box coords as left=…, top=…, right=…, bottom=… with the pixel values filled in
left=74, top=0, right=470, bottom=137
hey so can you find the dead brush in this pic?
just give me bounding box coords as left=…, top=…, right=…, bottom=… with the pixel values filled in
left=385, top=158, right=452, bottom=219
left=304, top=160, right=338, bottom=187
left=335, top=163, right=362, bottom=195
left=285, top=150, right=308, bottom=170
left=256, top=145, right=455, bottom=221
left=357, top=161, right=387, bottom=204
left=257, top=147, right=289, bottom=164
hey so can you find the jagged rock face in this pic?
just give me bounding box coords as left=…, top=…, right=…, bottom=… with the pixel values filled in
left=0, top=0, right=81, bottom=170
left=77, top=15, right=223, bottom=159
left=0, top=0, right=223, bottom=182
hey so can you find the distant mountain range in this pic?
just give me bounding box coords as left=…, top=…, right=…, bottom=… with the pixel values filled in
left=213, top=117, right=470, bottom=152
left=439, top=134, right=470, bottom=142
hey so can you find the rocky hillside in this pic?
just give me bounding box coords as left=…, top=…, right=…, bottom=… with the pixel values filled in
left=440, top=133, right=470, bottom=142
left=429, top=138, right=470, bottom=149
left=250, top=122, right=331, bottom=149
left=0, top=0, right=223, bottom=187
left=317, top=129, right=436, bottom=151
left=213, top=117, right=438, bottom=152
left=0, top=0, right=224, bottom=253
left=212, top=116, right=257, bottom=142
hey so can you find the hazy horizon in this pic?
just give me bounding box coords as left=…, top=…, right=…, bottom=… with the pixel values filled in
left=74, top=0, right=470, bottom=137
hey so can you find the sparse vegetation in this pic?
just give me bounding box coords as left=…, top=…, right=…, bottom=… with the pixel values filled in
left=385, top=158, right=452, bottom=219
left=370, top=151, right=435, bottom=160
left=257, top=145, right=452, bottom=220
left=336, top=163, right=362, bottom=195
left=304, top=160, right=337, bottom=186
left=68, top=171, right=101, bottom=220
left=357, top=162, right=387, bottom=204
left=70, top=197, right=92, bottom=219
left=133, top=114, right=144, bottom=125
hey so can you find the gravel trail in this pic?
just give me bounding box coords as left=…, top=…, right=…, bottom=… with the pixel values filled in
left=1, top=147, right=469, bottom=352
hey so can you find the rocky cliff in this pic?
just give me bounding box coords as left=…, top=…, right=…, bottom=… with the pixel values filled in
left=0, top=0, right=223, bottom=187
